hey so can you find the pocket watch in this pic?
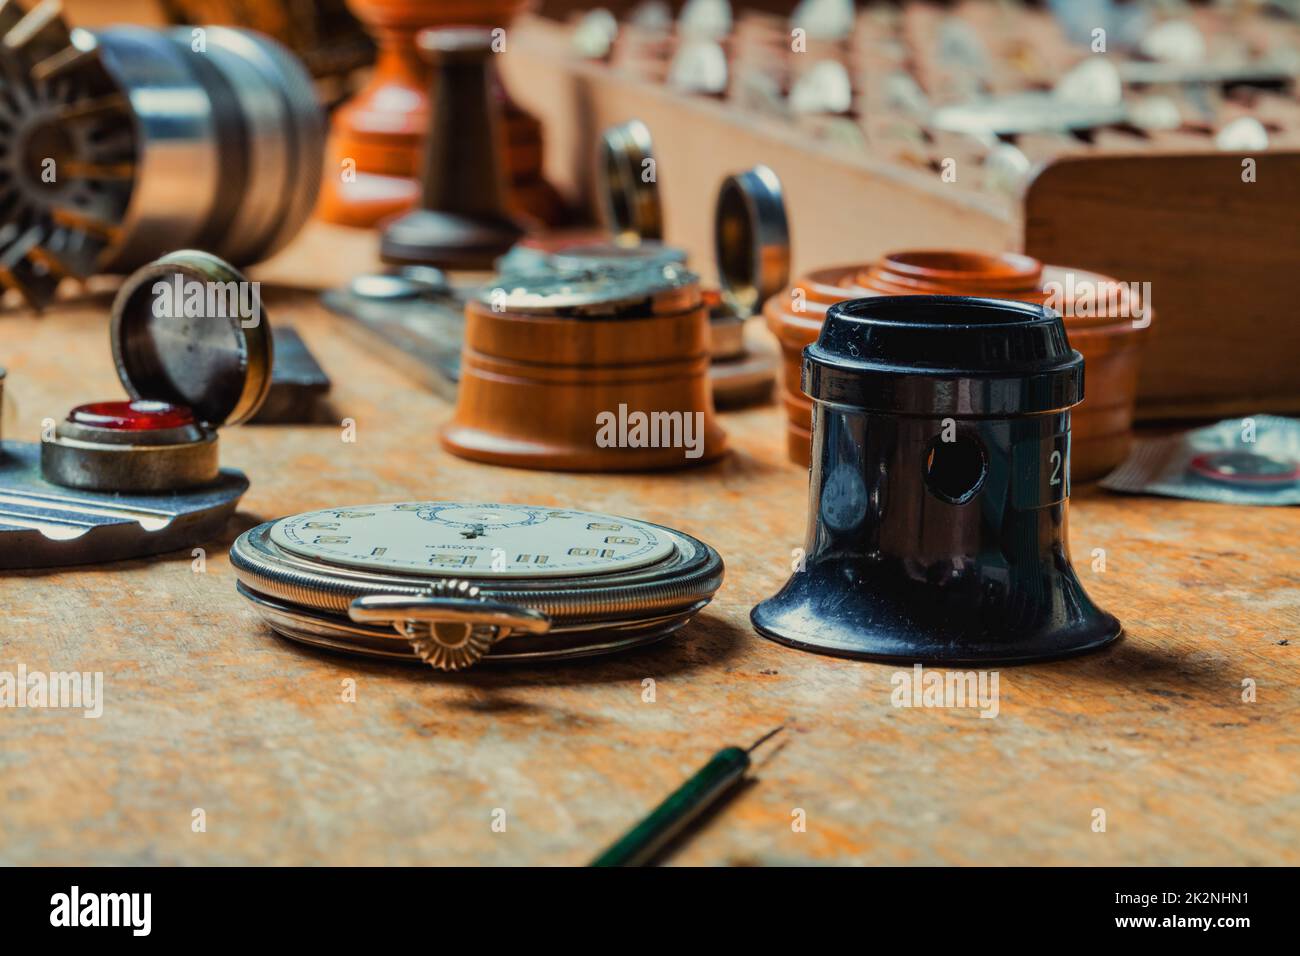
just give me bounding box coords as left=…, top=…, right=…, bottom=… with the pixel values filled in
left=230, top=502, right=725, bottom=671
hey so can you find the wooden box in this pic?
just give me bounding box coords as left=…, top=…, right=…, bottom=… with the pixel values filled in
left=502, top=14, right=1300, bottom=421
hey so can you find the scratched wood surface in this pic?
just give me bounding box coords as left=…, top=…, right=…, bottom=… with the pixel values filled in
left=1, top=223, right=1297, bottom=866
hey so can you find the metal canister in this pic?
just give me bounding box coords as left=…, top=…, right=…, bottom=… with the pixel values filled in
left=752, top=295, right=1121, bottom=663
left=39, top=251, right=272, bottom=492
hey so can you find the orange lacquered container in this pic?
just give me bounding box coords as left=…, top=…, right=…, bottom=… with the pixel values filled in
left=765, top=250, right=1152, bottom=481
left=443, top=269, right=727, bottom=472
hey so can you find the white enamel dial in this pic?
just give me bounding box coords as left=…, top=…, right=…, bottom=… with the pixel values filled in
left=268, top=502, right=676, bottom=579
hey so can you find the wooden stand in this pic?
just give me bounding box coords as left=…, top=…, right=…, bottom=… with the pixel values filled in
left=379, top=27, right=524, bottom=269
left=316, top=0, right=562, bottom=228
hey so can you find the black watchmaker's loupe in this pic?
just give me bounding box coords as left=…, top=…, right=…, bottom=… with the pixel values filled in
left=751, top=295, right=1121, bottom=664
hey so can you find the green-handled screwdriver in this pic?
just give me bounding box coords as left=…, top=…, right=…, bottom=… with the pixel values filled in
left=590, top=725, right=785, bottom=867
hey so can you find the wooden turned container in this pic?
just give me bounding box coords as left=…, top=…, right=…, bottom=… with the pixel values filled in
left=766, top=250, right=1152, bottom=481
left=317, top=0, right=562, bottom=228
left=765, top=264, right=870, bottom=463
left=442, top=265, right=727, bottom=471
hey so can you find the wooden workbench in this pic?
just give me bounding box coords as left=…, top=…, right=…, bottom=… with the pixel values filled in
left=1, top=223, right=1296, bottom=866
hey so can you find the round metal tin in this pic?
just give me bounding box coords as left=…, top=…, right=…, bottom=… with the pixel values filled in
left=1189, top=451, right=1300, bottom=488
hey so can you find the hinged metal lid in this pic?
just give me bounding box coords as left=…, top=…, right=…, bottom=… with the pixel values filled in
left=109, top=250, right=273, bottom=427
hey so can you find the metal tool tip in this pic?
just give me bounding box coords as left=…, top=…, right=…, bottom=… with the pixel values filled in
left=745, top=724, right=786, bottom=753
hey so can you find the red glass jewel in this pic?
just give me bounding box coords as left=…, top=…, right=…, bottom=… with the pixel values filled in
left=68, top=400, right=196, bottom=431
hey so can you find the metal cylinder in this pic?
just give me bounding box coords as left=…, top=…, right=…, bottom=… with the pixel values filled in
left=41, top=416, right=219, bottom=492
left=0, top=3, right=323, bottom=307
left=94, top=26, right=324, bottom=272
left=713, top=164, right=789, bottom=318
left=598, top=119, right=662, bottom=242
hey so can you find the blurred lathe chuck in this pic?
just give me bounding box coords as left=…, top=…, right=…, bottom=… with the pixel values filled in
left=0, top=0, right=323, bottom=309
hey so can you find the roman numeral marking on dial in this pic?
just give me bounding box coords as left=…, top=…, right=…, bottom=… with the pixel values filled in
left=314, top=535, right=351, bottom=544
left=604, top=536, right=639, bottom=545
left=568, top=547, right=616, bottom=558
left=515, top=554, right=549, bottom=564
left=587, top=522, right=622, bottom=531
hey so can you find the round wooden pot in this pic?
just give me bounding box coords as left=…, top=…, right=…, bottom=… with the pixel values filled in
left=763, top=264, right=868, bottom=464
left=442, top=271, right=727, bottom=471
left=1049, top=274, right=1148, bottom=483
left=317, top=0, right=562, bottom=228
left=766, top=250, right=1151, bottom=480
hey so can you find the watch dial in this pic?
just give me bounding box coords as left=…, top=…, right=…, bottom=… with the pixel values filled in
left=269, top=502, right=676, bottom=579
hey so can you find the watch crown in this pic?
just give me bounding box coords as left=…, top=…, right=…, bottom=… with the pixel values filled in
left=347, top=578, right=550, bottom=672
left=403, top=580, right=497, bottom=671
